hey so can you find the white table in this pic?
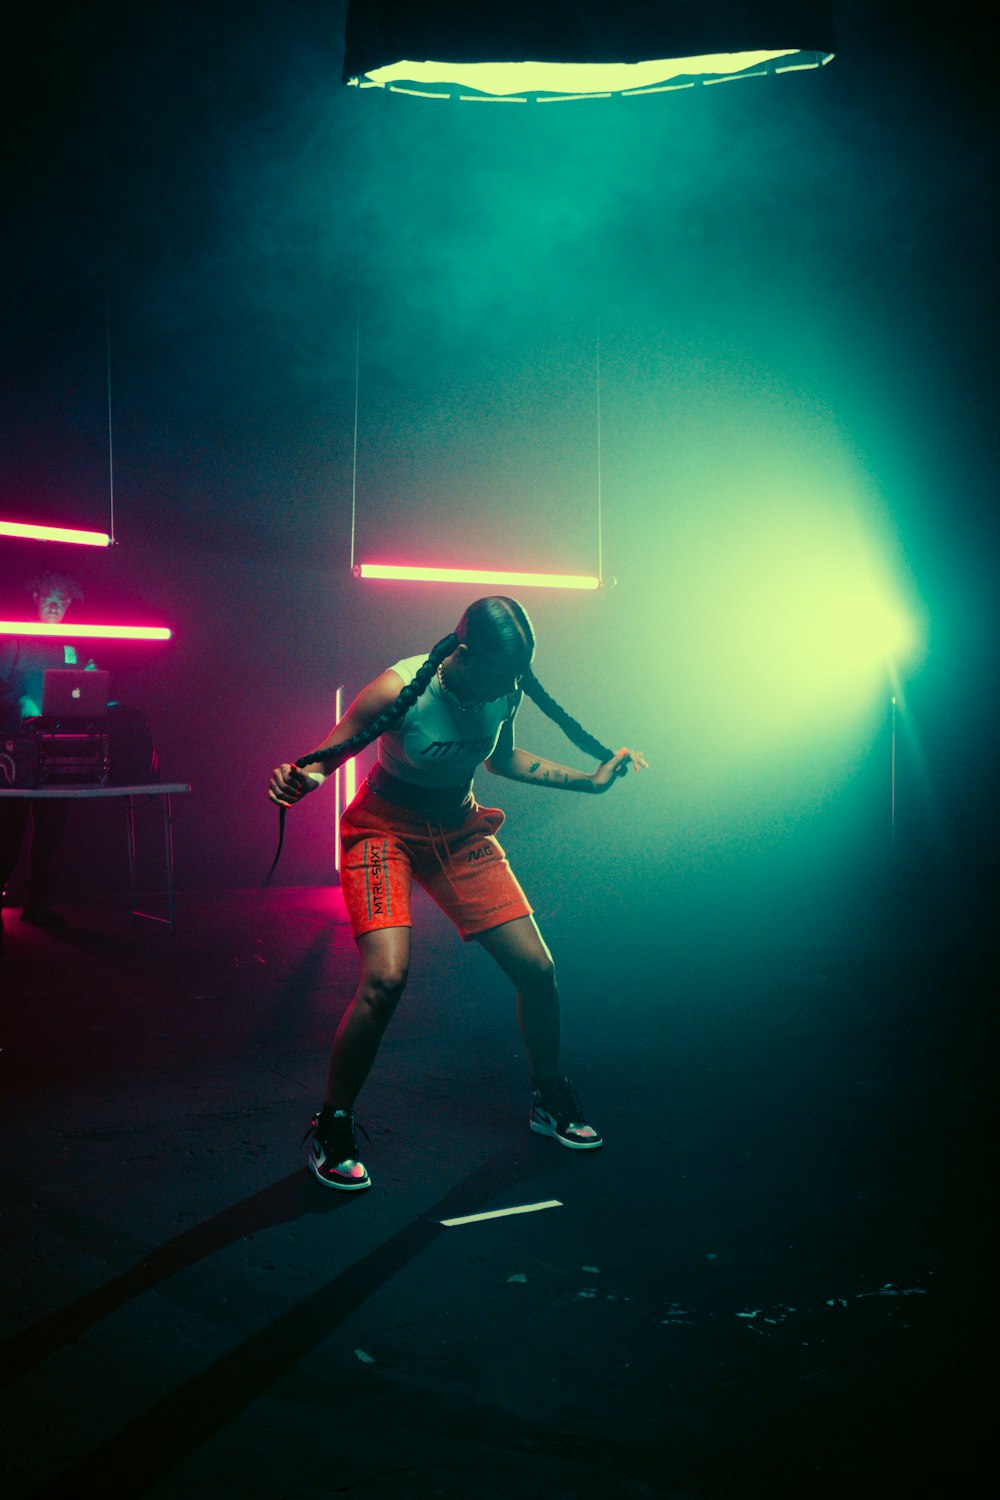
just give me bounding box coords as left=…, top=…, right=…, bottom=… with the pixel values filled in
left=0, top=783, right=191, bottom=931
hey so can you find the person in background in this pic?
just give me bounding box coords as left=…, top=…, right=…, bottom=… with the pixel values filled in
left=0, top=572, right=88, bottom=942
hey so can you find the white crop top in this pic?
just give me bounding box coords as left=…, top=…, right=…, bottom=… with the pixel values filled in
left=377, top=654, right=516, bottom=790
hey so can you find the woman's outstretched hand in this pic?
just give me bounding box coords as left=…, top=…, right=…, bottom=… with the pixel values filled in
left=268, top=763, right=318, bottom=807
left=592, top=746, right=649, bottom=792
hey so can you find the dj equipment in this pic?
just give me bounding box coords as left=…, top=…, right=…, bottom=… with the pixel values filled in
left=0, top=724, right=109, bottom=788
left=0, top=732, right=40, bottom=789
left=35, top=728, right=110, bottom=786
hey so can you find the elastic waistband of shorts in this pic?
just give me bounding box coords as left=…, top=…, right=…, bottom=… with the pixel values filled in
left=364, top=762, right=474, bottom=822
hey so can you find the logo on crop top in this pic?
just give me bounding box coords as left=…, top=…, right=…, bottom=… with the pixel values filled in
left=421, top=737, right=495, bottom=759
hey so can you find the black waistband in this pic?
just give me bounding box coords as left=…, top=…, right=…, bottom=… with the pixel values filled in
left=365, top=761, right=474, bottom=820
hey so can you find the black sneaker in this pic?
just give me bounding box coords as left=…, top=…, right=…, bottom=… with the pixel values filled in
left=530, top=1076, right=603, bottom=1150
left=303, top=1107, right=371, bottom=1191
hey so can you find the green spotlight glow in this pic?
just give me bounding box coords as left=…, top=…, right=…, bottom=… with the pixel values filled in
left=627, top=476, right=924, bottom=809
left=698, top=504, right=921, bottom=752
left=564, top=352, right=923, bottom=872
left=803, top=593, right=915, bottom=677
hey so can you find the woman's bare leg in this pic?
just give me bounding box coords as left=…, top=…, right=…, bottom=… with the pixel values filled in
left=475, top=915, right=559, bottom=1081
left=326, top=926, right=412, bottom=1110
left=477, top=914, right=601, bottom=1148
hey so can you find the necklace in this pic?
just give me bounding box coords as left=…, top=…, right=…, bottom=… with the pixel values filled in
left=436, top=661, right=485, bottom=711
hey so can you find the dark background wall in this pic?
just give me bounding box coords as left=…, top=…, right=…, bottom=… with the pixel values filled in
left=3, top=2, right=996, bottom=949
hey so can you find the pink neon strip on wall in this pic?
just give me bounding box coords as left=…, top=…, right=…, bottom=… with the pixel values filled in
left=0, top=520, right=112, bottom=547
left=332, top=686, right=358, bottom=875
left=353, top=563, right=600, bottom=590
left=0, top=621, right=171, bottom=641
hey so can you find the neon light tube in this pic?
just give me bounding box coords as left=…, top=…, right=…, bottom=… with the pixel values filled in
left=333, top=686, right=357, bottom=875
left=0, top=520, right=112, bottom=547
left=0, top=621, right=171, bottom=640
left=353, top=564, right=600, bottom=590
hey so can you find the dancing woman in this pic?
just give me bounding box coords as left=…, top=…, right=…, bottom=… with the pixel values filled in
left=269, top=596, right=647, bottom=1190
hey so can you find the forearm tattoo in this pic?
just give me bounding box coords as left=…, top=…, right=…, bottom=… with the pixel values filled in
left=525, top=757, right=580, bottom=789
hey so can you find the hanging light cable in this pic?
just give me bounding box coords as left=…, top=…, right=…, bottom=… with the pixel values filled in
left=1, top=131, right=119, bottom=550
left=596, top=324, right=604, bottom=588
left=349, top=224, right=606, bottom=589
left=104, top=234, right=116, bottom=547
left=349, top=275, right=361, bottom=575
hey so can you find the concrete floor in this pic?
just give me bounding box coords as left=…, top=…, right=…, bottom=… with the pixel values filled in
left=0, top=883, right=994, bottom=1498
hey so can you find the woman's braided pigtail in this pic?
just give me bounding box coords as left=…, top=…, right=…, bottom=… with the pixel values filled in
left=265, top=634, right=457, bottom=886
left=294, top=633, right=459, bottom=770
left=521, top=668, right=616, bottom=764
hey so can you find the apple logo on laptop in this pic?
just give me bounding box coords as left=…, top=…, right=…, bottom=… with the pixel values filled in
left=72, top=688, right=81, bottom=699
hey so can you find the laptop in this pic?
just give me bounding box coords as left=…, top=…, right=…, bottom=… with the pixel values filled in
left=41, top=669, right=111, bottom=719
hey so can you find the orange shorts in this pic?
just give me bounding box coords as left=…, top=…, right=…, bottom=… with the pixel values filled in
left=339, top=777, right=533, bottom=941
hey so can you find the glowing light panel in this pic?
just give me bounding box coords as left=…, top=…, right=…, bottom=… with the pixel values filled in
left=354, top=51, right=812, bottom=99
left=353, top=563, right=600, bottom=589
left=353, top=51, right=803, bottom=96
left=0, top=621, right=172, bottom=641
left=0, top=519, right=112, bottom=547
left=343, top=1, right=836, bottom=100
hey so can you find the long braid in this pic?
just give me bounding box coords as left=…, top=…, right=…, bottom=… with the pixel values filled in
left=294, top=633, right=458, bottom=769
left=521, top=667, right=618, bottom=766
left=266, top=597, right=622, bottom=883
left=264, top=633, right=459, bottom=883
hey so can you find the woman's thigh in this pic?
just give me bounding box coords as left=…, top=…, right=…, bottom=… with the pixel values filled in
left=356, top=925, right=412, bottom=989
left=475, top=915, right=555, bottom=989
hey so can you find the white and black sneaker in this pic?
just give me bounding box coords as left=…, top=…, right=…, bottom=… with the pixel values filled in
left=303, top=1107, right=371, bottom=1190
left=530, top=1076, right=603, bottom=1150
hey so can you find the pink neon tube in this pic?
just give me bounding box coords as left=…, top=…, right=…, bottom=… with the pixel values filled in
left=0, top=621, right=172, bottom=641
left=0, top=520, right=112, bottom=547
left=353, top=563, right=600, bottom=589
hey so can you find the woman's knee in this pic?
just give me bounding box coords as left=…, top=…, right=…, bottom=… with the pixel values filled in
left=517, top=953, right=557, bottom=997
left=356, top=928, right=410, bottom=1015
left=358, top=960, right=409, bottom=1015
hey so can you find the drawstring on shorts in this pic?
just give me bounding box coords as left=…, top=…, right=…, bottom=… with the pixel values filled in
left=427, top=820, right=464, bottom=908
